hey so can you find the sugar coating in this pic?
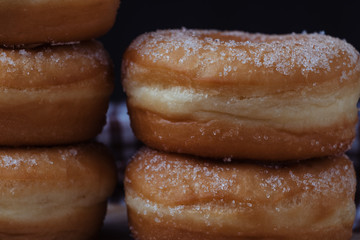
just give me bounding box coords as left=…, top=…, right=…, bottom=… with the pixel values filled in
left=59, top=148, right=78, bottom=161
left=0, top=154, right=38, bottom=170
left=128, top=148, right=356, bottom=206
left=0, top=41, right=110, bottom=75
left=0, top=147, right=82, bottom=170
left=130, top=29, right=359, bottom=78
left=0, top=151, right=55, bottom=170
left=126, top=149, right=356, bottom=237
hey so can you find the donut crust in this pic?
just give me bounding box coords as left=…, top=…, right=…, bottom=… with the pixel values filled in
left=122, top=29, right=360, bottom=161
left=0, top=0, right=120, bottom=45
left=125, top=147, right=356, bottom=240
left=128, top=106, right=355, bottom=161
left=0, top=40, right=113, bottom=146
left=0, top=143, right=117, bottom=240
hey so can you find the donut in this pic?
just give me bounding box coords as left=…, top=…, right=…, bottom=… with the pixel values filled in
left=0, top=0, right=120, bottom=45
left=0, top=40, right=113, bottom=146
left=125, top=147, right=356, bottom=240
left=0, top=142, right=117, bottom=240
left=122, top=29, right=360, bottom=161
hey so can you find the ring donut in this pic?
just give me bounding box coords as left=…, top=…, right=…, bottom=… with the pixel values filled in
left=0, top=143, right=117, bottom=240
left=0, top=0, right=120, bottom=45
left=122, top=29, right=360, bottom=161
left=0, top=40, right=113, bottom=146
left=125, top=147, right=356, bottom=240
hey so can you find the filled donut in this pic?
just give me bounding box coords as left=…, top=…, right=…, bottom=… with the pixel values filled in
left=0, top=143, right=117, bottom=240
left=0, top=40, right=113, bottom=146
left=125, top=147, right=356, bottom=240
left=0, top=0, right=120, bottom=45
left=122, top=29, right=360, bottom=161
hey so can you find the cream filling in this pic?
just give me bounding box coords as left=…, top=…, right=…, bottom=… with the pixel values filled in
left=126, top=192, right=354, bottom=235
left=126, top=82, right=360, bottom=130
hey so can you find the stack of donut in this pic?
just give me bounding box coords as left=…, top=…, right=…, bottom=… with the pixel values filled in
left=0, top=0, right=120, bottom=239
left=122, top=29, right=360, bottom=239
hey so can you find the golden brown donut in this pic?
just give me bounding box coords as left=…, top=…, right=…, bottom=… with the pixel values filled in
left=0, top=0, right=120, bottom=45
left=0, top=142, right=117, bottom=240
left=125, top=147, right=356, bottom=240
left=122, top=29, right=360, bottom=161
left=0, top=40, right=113, bottom=146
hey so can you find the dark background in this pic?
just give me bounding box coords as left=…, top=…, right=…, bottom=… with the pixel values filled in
left=99, top=0, right=360, bottom=101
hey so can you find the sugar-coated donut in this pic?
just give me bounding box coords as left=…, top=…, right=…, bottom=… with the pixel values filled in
left=125, top=147, right=356, bottom=240
left=122, top=29, right=360, bottom=161
left=0, top=40, right=113, bottom=146
left=0, top=143, right=117, bottom=240
left=0, top=0, right=120, bottom=45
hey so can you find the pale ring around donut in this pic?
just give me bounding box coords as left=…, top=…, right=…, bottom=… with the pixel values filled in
left=0, top=40, right=113, bottom=146
left=0, top=142, right=117, bottom=240
left=122, top=29, right=360, bottom=161
left=125, top=147, right=356, bottom=240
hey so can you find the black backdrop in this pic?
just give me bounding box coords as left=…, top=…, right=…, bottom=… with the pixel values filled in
left=100, top=0, right=360, bottom=101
